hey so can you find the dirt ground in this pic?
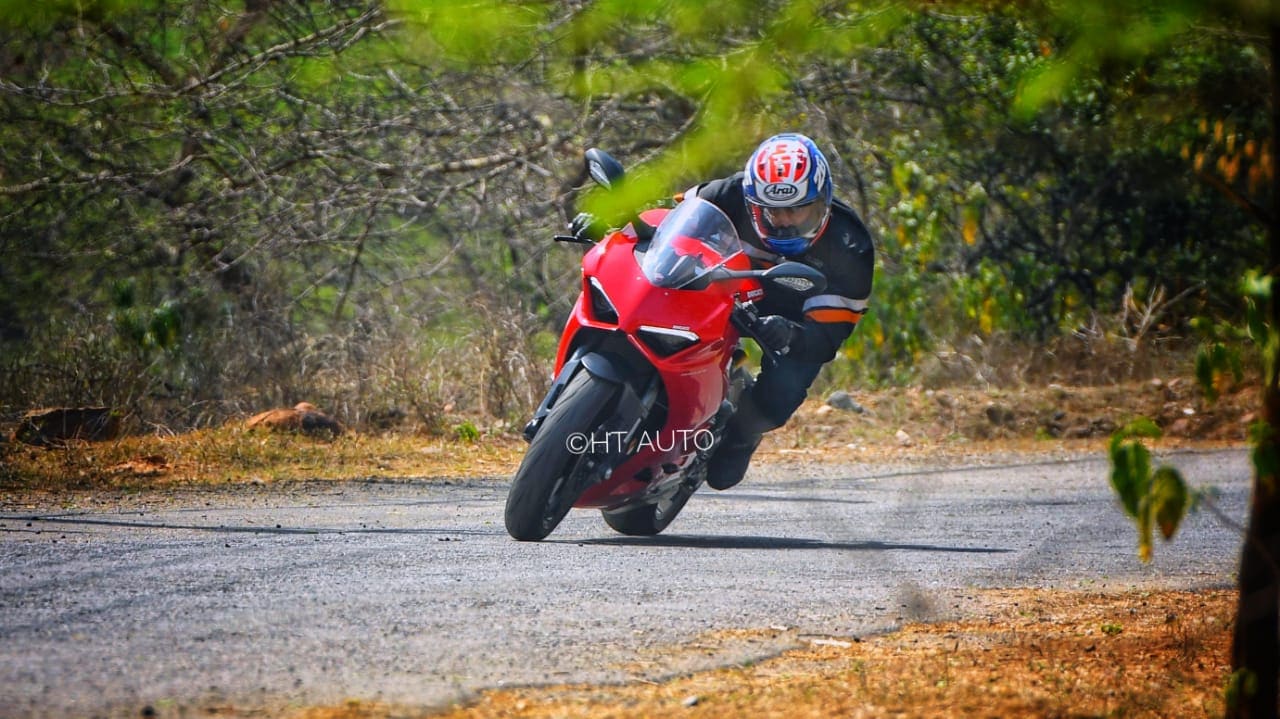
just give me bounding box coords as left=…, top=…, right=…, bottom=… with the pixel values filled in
left=769, top=374, right=1256, bottom=458
left=289, top=588, right=1236, bottom=719
left=0, top=376, right=1256, bottom=717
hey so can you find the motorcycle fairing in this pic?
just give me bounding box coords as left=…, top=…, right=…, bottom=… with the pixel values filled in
left=531, top=200, right=759, bottom=509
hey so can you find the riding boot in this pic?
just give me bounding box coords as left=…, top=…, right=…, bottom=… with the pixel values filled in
left=705, top=391, right=776, bottom=491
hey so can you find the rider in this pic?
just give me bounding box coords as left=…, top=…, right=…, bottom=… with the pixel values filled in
left=692, top=133, right=875, bottom=489
left=570, top=132, right=875, bottom=490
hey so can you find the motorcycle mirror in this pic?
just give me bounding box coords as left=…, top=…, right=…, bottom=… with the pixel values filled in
left=584, top=148, right=625, bottom=189
left=762, top=262, right=827, bottom=295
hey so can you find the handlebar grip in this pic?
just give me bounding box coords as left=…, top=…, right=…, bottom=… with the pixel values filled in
left=554, top=234, right=595, bottom=245
left=731, top=302, right=788, bottom=366
left=730, top=303, right=757, bottom=334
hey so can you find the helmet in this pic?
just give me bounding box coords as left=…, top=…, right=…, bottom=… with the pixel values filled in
left=741, top=133, right=833, bottom=256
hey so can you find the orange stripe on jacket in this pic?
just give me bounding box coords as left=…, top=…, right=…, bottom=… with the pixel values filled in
left=805, top=307, right=863, bottom=324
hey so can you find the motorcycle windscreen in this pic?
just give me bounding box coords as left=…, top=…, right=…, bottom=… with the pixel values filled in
left=639, top=198, right=745, bottom=289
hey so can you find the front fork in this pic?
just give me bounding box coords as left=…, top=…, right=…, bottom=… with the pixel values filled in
left=523, top=349, right=653, bottom=441
left=524, top=340, right=752, bottom=495
left=523, top=349, right=661, bottom=486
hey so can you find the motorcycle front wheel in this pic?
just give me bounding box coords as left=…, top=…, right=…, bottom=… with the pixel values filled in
left=504, top=370, right=617, bottom=541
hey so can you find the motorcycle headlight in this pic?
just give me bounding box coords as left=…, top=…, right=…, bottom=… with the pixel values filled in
left=637, top=325, right=699, bottom=357
left=587, top=277, right=618, bottom=324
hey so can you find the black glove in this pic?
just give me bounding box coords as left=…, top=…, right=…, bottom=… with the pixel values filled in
left=753, top=315, right=799, bottom=354
left=568, top=212, right=607, bottom=243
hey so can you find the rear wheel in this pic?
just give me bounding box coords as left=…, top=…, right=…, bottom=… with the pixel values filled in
left=600, top=467, right=702, bottom=536
left=504, top=371, right=617, bottom=541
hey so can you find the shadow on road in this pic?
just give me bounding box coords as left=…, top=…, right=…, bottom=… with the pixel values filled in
left=2, top=515, right=493, bottom=537
left=703, top=492, right=873, bottom=506
left=566, top=534, right=1011, bottom=553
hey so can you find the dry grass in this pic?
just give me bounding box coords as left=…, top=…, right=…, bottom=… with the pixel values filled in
left=288, top=588, right=1234, bottom=719
left=0, top=376, right=1256, bottom=495
left=0, top=425, right=526, bottom=494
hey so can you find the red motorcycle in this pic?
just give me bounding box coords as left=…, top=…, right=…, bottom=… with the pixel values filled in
left=504, top=150, right=826, bottom=541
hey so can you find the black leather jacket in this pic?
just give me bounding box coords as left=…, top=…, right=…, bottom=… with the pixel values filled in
left=693, top=172, right=875, bottom=363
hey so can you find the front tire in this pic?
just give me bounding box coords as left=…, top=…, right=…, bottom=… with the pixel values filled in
left=505, top=371, right=617, bottom=541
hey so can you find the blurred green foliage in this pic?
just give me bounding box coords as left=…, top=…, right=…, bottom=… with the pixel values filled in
left=0, top=0, right=1272, bottom=426
left=1108, top=418, right=1191, bottom=562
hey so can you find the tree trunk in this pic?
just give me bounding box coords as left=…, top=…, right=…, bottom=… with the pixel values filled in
left=1227, top=22, right=1280, bottom=719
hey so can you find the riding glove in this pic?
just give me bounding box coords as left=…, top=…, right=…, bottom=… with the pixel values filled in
left=568, top=212, right=607, bottom=243
left=753, top=315, right=800, bottom=354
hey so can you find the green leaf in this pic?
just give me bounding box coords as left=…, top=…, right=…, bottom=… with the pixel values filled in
left=454, top=420, right=480, bottom=443
left=1116, top=417, right=1162, bottom=441
left=388, top=1, right=551, bottom=66
left=1241, top=269, right=1272, bottom=304
left=1251, top=431, right=1280, bottom=495
left=1108, top=439, right=1150, bottom=519
left=1225, top=668, right=1259, bottom=711
left=1136, top=492, right=1154, bottom=562
left=1194, top=348, right=1218, bottom=402
left=1149, top=466, right=1189, bottom=541
left=1014, top=60, right=1077, bottom=119
left=1246, top=309, right=1269, bottom=346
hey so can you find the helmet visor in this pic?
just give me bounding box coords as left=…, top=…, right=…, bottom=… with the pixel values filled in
left=749, top=200, right=828, bottom=244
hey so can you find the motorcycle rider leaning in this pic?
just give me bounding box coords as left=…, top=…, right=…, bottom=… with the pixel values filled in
left=570, top=133, right=875, bottom=490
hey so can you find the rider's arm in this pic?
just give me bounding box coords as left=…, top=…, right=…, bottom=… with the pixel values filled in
left=786, top=294, right=867, bottom=363
left=786, top=210, right=875, bottom=363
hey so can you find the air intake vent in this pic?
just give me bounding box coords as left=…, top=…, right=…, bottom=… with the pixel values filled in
left=637, top=325, right=698, bottom=357
left=587, top=277, right=618, bottom=324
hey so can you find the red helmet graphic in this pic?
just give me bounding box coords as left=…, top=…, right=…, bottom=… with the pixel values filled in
left=742, top=133, right=833, bottom=256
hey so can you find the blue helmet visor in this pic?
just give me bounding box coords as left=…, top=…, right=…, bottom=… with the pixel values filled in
left=748, top=201, right=828, bottom=256
left=762, top=235, right=813, bottom=256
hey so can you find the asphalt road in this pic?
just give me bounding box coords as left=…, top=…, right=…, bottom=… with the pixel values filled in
left=0, top=448, right=1251, bottom=718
